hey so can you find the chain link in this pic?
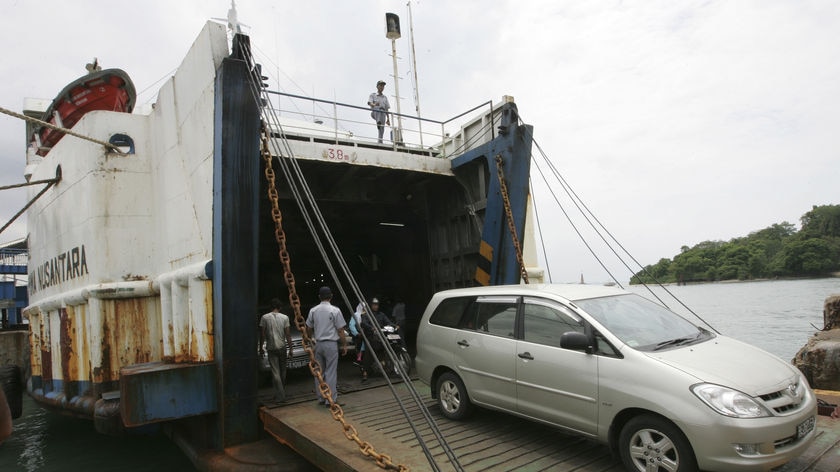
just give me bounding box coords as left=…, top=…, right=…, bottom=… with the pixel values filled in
left=495, top=154, right=529, bottom=284
left=260, top=125, right=409, bottom=472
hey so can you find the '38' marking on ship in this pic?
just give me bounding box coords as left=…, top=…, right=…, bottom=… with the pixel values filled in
left=322, top=147, right=355, bottom=162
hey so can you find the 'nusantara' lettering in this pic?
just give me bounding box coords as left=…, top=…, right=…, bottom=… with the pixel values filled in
left=28, top=245, right=89, bottom=294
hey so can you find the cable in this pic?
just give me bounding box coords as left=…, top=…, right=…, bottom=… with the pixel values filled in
left=522, top=119, right=718, bottom=333
left=529, top=179, right=553, bottom=283
left=234, top=38, right=464, bottom=471
left=0, top=105, right=123, bottom=154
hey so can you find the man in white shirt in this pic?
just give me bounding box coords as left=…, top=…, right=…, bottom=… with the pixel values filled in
left=260, top=298, right=292, bottom=402
left=368, top=80, right=390, bottom=143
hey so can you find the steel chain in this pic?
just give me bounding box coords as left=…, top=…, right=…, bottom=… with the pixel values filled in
left=495, top=154, right=529, bottom=284
left=260, top=125, right=408, bottom=472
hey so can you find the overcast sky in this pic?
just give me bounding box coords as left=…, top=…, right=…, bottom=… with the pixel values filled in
left=1, top=0, right=837, bottom=284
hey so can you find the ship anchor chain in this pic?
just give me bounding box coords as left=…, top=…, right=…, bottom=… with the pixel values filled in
left=260, top=124, right=409, bottom=472
left=495, top=153, right=529, bottom=284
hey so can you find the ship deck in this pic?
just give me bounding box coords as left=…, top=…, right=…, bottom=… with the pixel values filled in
left=256, top=357, right=840, bottom=472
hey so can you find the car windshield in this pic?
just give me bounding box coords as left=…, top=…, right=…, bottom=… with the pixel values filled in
left=574, top=294, right=710, bottom=351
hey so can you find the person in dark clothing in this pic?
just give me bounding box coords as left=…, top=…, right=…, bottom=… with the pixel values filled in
left=359, top=297, right=395, bottom=380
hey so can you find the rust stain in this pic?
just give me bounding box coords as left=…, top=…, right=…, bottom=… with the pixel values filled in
left=100, top=311, right=112, bottom=383
left=78, top=304, right=91, bottom=385
left=59, top=307, right=75, bottom=392
left=121, top=273, right=149, bottom=281
left=204, top=280, right=214, bottom=346
left=39, top=313, right=53, bottom=385
left=92, top=366, right=103, bottom=383
left=28, top=314, right=42, bottom=377
left=185, top=280, right=215, bottom=361
left=115, top=299, right=150, bottom=366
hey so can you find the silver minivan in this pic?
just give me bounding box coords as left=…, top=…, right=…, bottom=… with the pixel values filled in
left=415, top=284, right=816, bottom=472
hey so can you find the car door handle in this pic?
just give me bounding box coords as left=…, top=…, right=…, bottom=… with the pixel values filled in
left=457, top=340, right=470, bottom=347
left=518, top=352, right=534, bottom=360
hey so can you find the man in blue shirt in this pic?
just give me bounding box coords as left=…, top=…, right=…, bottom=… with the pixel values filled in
left=305, top=286, right=348, bottom=406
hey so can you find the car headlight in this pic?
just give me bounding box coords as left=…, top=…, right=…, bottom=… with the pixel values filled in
left=691, top=383, right=772, bottom=418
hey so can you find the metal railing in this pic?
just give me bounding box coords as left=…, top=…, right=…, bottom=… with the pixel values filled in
left=0, top=248, right=27, bottom=273
left=264, top=90, right=500, bottom=159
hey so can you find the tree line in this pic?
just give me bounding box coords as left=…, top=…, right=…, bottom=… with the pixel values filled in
left=630, top=204, right=840, bottom=285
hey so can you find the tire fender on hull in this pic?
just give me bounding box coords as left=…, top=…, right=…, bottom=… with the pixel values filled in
left=0, top=365, right=23, bottom=420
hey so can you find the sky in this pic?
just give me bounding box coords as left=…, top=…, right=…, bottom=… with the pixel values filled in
left=1, top=0, right=837, bottom=284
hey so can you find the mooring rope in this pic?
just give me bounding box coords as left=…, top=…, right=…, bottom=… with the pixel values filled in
left=0, top=105, right=123, bottom=154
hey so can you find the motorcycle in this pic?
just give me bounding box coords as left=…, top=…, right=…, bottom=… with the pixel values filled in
left=377, top=325, right=412, bottom=376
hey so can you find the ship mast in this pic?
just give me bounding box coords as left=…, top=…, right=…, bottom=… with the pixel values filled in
left=407, top=1, right=424, bottom=148
left=385, top=13, right=403, bottom=144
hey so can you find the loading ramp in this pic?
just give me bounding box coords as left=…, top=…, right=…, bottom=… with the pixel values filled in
left=257, top=357, right=840, bottom=472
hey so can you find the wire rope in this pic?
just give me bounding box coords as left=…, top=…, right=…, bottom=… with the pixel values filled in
left=234, top=37, right=464, bottom=472
left=522, top=120, right=718, bottom=332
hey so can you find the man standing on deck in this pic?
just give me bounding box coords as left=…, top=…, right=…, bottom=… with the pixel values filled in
left=260, top=298, right=293, bottom=402
left=306, top=286, right=348, bottom=406
left=368, top=80, right=390, bottom=143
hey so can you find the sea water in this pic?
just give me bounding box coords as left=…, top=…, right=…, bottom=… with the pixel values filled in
left=628, top=277, right=839, bottom=361
left=0, top=395, right=195, bottom=471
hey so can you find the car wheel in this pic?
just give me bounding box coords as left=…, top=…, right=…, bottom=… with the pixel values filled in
left=619, top=415, right=697, bottom=472
left=436, top=371, right=472, bottom=420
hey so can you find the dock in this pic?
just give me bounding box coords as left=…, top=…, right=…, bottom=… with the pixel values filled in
left=256, top=358, right=840, bottom=471
left=259, top=371, right=621, bottom=471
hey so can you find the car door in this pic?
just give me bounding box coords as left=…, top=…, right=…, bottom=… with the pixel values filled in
left=450, top=295, right=518, bottom=412
left=515, top=297, right=599, bottom=436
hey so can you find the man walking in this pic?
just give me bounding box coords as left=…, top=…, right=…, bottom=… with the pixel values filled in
left=306, top=286, right=348, bottom=406
left=367, top=80, right=390, bottom=143
left=260, top=298, right=293, bottom=402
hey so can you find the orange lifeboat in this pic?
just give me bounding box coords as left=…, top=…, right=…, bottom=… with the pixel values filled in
left=31, top=66, right=136, bottom=156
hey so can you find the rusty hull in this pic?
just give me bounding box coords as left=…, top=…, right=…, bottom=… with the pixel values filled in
left=25, top=276, right=215, bottom=423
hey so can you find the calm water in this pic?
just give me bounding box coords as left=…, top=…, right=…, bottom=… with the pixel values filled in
left=1, top=278, right=837, bottom=470
left=0, top=395, right=195, bottom=471
left=628, top=277, right=840, bottom=362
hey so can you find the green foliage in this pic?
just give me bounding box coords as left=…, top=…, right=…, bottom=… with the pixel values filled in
left=630, top=205, right=840, bottom=284
left=800, top=205, right=840, bottom=238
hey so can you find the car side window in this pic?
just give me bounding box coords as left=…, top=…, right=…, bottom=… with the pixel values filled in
left=522, top=297, right=583, bottom=348
left=461, top=296, right=518, bottom=338
left=429, top=296, right=474, bottom=328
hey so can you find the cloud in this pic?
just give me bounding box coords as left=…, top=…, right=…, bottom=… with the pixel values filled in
left=1, top=0, right=837, bottom=285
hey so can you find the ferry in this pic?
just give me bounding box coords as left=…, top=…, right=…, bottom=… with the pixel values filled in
left=14, top=9, right=840, bottom=472
left=17, top=13, right=540, bottom=470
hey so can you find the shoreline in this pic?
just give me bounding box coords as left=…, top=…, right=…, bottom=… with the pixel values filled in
left=630, top=274, right=840, bottom=287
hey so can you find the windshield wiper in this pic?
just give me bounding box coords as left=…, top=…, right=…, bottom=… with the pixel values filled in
left=654, top=333, right=702, bottom=351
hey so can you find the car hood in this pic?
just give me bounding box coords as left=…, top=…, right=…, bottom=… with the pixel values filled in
left=645, top=335, right=801, bottom=395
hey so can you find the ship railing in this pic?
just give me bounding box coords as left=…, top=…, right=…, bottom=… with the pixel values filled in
left=264, top=90, right=503, bottom=159
left=0, top=248, right=28, bottom=274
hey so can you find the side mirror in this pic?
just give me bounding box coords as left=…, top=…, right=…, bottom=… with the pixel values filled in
left=560, top=331, right=592, bottom=353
